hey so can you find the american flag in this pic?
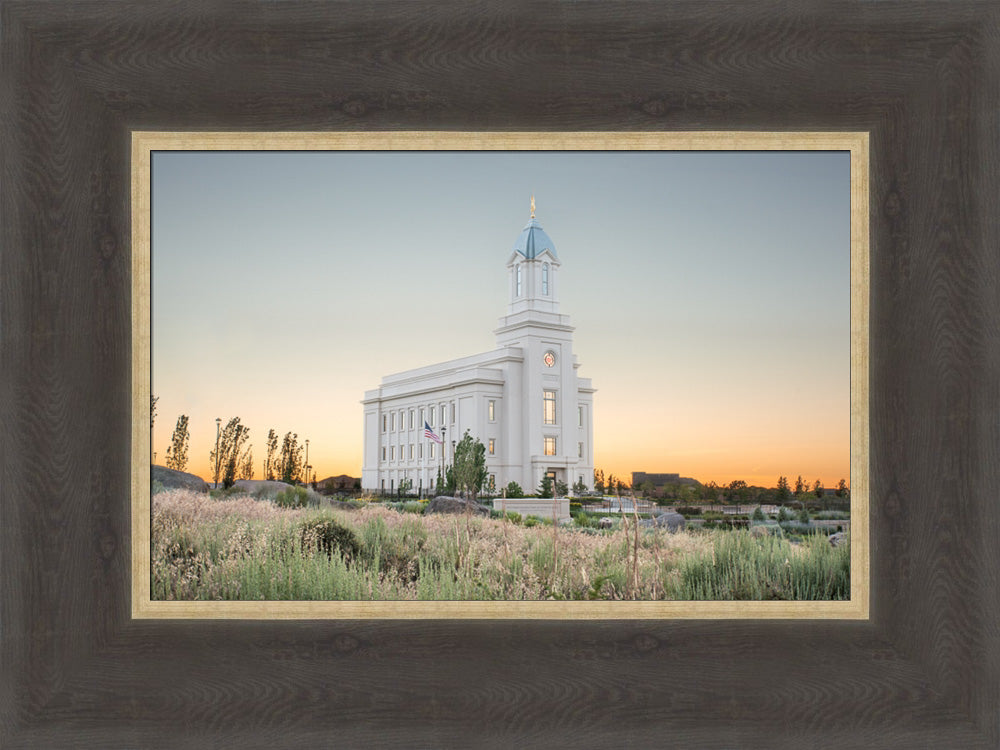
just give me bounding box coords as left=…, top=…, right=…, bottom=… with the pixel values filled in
left=423, top=422, right=443, bottom=444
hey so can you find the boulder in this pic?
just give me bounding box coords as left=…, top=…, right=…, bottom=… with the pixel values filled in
left=652, top=511, right=686, bottom=532
left=424, top=496, right=490, bottom=517
left=151, top=465, right=209, bottom=494
left=828, top=532, right=848, bottom=547
left=598, top=517, right=615, bottom=529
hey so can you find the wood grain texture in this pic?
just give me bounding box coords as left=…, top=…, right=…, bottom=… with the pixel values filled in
left=2, top=1, right=998, bottom=747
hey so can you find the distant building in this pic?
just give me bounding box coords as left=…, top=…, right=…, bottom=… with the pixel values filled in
left=361, top=202, right=595, bottom=499
left=318, top=474, right=360, bottom=492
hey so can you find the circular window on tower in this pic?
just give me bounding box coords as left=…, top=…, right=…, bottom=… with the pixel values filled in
left=543, top=350, right=556, bottom=368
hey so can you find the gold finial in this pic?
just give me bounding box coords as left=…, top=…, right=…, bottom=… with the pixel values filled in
left=530, top=195, right=536, bottom=219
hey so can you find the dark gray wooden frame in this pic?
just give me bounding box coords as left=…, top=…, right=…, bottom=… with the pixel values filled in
left=2, top=2, right=997, bottom=747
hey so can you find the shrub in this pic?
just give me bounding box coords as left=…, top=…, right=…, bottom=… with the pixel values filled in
left=570, top=502, right=582, bottom=512
left=524, top=516, right=540, bottom=528
left=675, top=506, right=702, bottom=517
left=796, top=508, right=810, bottom=524
left=275, top=486, right=309, bottom=508
left=777, top=507, right=791, bottom=522
left=813, top=510, right=850, bottom=520
left=299, top=518, right=360, bottom=563
left=210, top=485, right=247, bottom=500
left=751, top=506, right=765, bottom=521
left=506, top=511, right=522, bottom=525
left=672, top=530, right=849, bottom=600
left=504, top=481, right=524, bottom=498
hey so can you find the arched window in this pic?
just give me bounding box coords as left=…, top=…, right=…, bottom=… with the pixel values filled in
left=516, top=264, right=522, bottom=297
left=542, top=263, right=549, bottom=295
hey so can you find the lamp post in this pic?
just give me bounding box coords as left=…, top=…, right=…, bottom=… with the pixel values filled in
left=214, top=417, right=221, bottom=489
left=440, top=426, right=446, bottom=495
left=304, top=439, right=309, bottom=486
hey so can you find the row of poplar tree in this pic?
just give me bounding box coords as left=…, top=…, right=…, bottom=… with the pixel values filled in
left=153, top=399, right=310, bottom=488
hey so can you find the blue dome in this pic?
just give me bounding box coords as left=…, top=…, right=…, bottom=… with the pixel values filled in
left=513, top=217, right=557, bottom=260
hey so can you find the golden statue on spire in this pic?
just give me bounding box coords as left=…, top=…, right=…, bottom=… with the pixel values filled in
left=530, top=195, right=536, bottom=219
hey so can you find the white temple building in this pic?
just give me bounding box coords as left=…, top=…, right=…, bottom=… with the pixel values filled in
left=361, top=200, right=595, bottom=501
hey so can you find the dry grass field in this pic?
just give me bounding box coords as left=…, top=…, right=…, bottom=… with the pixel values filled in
left=151, top=489, right=849, bottom=601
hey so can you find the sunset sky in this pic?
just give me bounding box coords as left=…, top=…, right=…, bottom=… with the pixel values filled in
left=151, top=149, right=850, bottom=488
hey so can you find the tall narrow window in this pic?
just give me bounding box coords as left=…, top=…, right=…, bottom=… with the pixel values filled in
left=409, top=410, right=414, bottom=430
left=419, top=407, right=424, bottom=427
left=429, top=407, right=434, bottom=427
left=418, top=443, right=423, bottom=459
left=390, top=412, right=395, bottom=432
left=382, top=414, right=387, bottom=433
left=430, top=444, right=435, bottom=459
left=409, top=444, right=414, bottom=460
left=578, top=405, right=584, bottom=427
left=440, top=405, right=445, bottom=425
left=578, top=442, right=584, bottom=458
left=382, top=447, right=386, bottom=461
left=390, top=446, right=395, bottom=461
left=542, top=263, right=549, bottom=295
left=544, top=436, right=557, bottom=456
left=516, top=264, right=522, bottom=297
left=450, top=402, right=456, bottom=423
left=488, top=400, right=495, bottom=421
left=488, top=438, right=495, bottom=455
left=543, top=390, right=557, bottom=425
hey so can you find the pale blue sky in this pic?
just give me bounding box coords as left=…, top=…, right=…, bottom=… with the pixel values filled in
left=152, top=150, right=850, bottom=486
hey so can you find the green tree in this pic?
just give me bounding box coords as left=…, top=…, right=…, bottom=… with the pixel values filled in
left=701, top=480, right=720, bottom=502
left=776, top=476, right=791, bottom=503
left=594, top=469, right=605, bottom=494
left=606, top=473, right=616, bottom=496
left=435, top=468, right=444, bottom=496
left=504, top=481, right=523, bottom=498
left=813, top=479, right=823, bottom=496
left=164, top=415, right=190, bottom=472
left=452, top=430, right=488, bottom=501
left=277, top=432, right=303, bottom=484
left=264, top=429, right=279, bottom=480
left=537, top=475, right=553, bottom=499
left=398, top=477, right=413, bottom=496
left=239, top=446, right=254, bottom=480
left=209, top=417, right=251, bottom=490
left=836, top=478, right=850, bottom=498
left=572, top=477, right=587, bottom=496
left=150, top=395, right=159, bottom=463
left=794, top=475, right=806, bottom=496
left=727, top=479, right=748, bottom=503
left=554, top=479, right=569, bottom=497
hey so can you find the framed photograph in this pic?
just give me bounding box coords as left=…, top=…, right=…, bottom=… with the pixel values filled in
left=133, top=131, right=869, bottom=619
left=4, top=2, right=997, bottom=747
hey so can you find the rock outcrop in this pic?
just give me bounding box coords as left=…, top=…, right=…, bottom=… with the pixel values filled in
left=151, top=465, right=210, bottom=494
